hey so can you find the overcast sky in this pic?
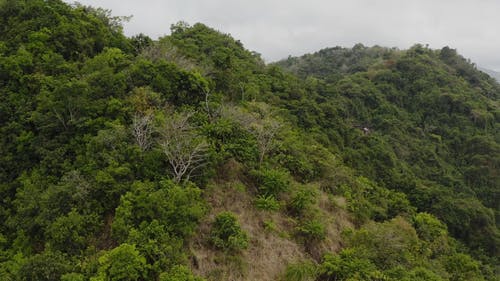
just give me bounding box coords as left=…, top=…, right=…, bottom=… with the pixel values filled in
left=65, top=0, right=500, bottom=71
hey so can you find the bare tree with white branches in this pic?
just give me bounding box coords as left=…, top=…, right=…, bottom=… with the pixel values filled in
left=159, top=111, right=209, bottom=183
left=250, top=118, right=282, bottom=165
left=132, top=112, right=154, bottom=151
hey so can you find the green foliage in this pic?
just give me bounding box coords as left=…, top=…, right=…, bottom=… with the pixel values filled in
left=319, top=216, right=488, bottom=281
left=0, top=0, right=131, bottom=61
left=0, top=1, right=498, bottom=279
left=202, top=117, right=259, bottom=164
left=92, top=244, right=147, bottom=281
left=405, top=267, right=444, bottom=281
left=340, top=177, right=415, bottom=223
left=287, top=187, right=317, bottom=216
left=0, top=252, right=25, bottom=281
left=413, top=212, right=448, bottom=242
left=275, top=44, right=396, bottom=81
left=126, top=220, right=184, bottom=276
left=279, top=43, right=499, bottom=260
left=159, top=265, right=206, bottom=281
left=444, top=253, right=484, bottom=281
left=429, top=196, right=498, bottom=256
left=18, top=250, right=71, bottom=281
left=45, top=209, right=100, bottom=254
left=282, top=260, right=317, bottom=281
left=318, top=248, right=386, bottom=281
left=61, top=273, right=85, bottom=281
left=251, top=167, right=290, bottom=198
left=210, top=212, right=249, bottom=252
left=412, top=212, right=451, bottom=257
left=386, top=266, right=444, bottom=281
left=166, top=22, right=264, bottom=97
left=272, top=130, right=322, bottom=182
left=296, top=219, right=326, bottom=242
left=262, top=220, right=279, bottom=233
left=345, top=217, right=421, bottom=269
left=255, top=194, right=281, bottom=211
left=112, top=181, right=205, bottom=241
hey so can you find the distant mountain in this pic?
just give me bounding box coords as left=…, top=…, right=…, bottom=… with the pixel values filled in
left=479, top=66, right=500, bottom=82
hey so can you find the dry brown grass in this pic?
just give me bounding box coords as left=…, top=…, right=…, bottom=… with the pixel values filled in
left=190, top=180, right=307, bottom=281
left=189, top=160, right=353, bottom=281
left=310, top=191, right=353, bottom=259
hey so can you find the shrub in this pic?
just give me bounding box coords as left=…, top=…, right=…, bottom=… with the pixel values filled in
left=112, top=181, right=205, bottom=241
left=46, top=209, right=100, bottom=255
left=296, top=219, right=326, bottom=242
left=340, top=177, right=414, bottom=223
left=210, top=212, right=249, bottom=252
left=126, top=220, right=184, bottom=275
left=318, top=249, right=385, bottom=281
left=345, top=217, right=421, bottom=269
left=251, top=168, right=289, bottom=197
left=18, top=250, right=71, bottom=281
left=159, top=265, right=205, bottom=281
left=61, top=273, right=85, bottom=281
left=92, top=244, right=147, bottom=281
left=404, top=267, right=444, bottom=281
left=444, top=253, right=483, bottom=281
left=255, top=194, right=280, bottom=211
left=287, top=188, right=316, bottom=216
left=413, top=212, right=448, bottom=242
left=283, top=260, right=317, bottom=281
left=262, top=220, right=278, bottom=232
left=202, top=118, right=259, bottom=164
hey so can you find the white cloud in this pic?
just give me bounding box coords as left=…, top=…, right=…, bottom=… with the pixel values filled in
left=65, top=0, right=500, bottom=70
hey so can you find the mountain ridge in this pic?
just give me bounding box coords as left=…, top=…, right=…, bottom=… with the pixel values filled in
left=0, top=1, right=498, bottom=280
left=479, top=66, right=500, bottom=82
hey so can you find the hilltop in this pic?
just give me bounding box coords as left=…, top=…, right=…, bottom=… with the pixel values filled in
left=0, top=1, right=498, bottom=280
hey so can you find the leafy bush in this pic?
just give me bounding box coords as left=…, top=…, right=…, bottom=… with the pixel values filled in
left=296, top=219, right=326, bottom=242
left=318, top=249, right=385, bottom=281
left=413, top=212, right=448, bottom=242
left=159, top=265, right=205, bottom=281
left=283, top=260, right=317, bottom=281
left=287, top=188, right=316, bottom=216
left=61, top=273, right=85, bottom=281
left=92, top=244, right=147, bottom=281
left=251, top=168, right=290, bottom=197
left=340, top=177, right=415, bottom=223
left=210, top=212, right=249, bottom=252
left=18, top=250, right=71, bottom=281
left=126, top=220, right=184, bottom=275
left=345, top=217, right=420, bottom=269
left=255, top=194, right=281, bottom=211
left=262, top=220, right=278, bottom=232
left=45, top=209, right=100, bottom=254
left=202, top=118, right=259, bottom=164
left=406, top=268, right=444, bottom=281
left=112, top=180, right=205, bottom=241
left=444, top=253, right=483, bottom=281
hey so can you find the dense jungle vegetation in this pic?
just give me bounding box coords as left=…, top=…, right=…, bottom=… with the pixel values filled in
left=0, top=1, right=498, bottom=280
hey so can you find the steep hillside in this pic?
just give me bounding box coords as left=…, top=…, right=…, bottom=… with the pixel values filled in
left=479, top=67, right=500, bottom=82
left=0, top=1, right=498, bottom=281
left=276, top=45, right=500, bottom=250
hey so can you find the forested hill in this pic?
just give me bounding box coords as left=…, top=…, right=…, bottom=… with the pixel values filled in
left=479, top=67, right=500, bottom=83
left=0, top=1, right=499, bottom=280
left=276, top=43, right=500, bottom=226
